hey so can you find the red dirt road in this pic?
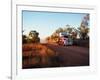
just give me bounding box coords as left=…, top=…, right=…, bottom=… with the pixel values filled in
left=44, top=44, right=89, bottom=66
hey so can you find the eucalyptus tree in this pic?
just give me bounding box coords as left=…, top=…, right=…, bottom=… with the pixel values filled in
left=28, top=30, right=40, bottom=43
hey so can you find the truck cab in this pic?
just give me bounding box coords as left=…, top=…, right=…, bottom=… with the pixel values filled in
left=58, top=32, right=73, bottom=46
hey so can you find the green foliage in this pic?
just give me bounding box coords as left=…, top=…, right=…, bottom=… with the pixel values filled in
left=29, top=30, right=39, bottom=38
left=22, top=30, right=40, bottom=44
left=28, top=30, right=40, bottom=43
left=78, top=26, right=89, bottom=40
left=55, top=27, right=64, bottom=33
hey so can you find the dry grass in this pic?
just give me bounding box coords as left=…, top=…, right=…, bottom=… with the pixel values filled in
left=22, top=43, right=59, bottom=68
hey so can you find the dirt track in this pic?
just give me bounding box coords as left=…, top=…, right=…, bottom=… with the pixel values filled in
left=44, top=44, right=89, bottom=66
